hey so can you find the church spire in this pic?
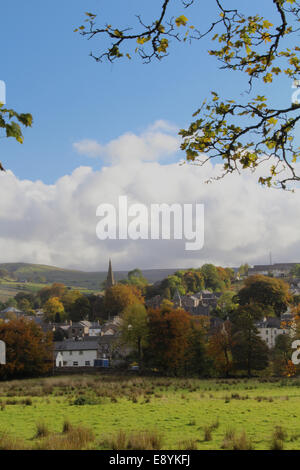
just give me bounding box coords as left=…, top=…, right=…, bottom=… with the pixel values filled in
left=106, top=259, right=115, bottom=289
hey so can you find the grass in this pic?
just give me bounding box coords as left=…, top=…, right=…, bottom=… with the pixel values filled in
left=0, top=375, right=300, bottom=449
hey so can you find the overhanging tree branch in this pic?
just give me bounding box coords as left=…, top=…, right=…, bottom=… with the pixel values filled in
left=76, top=0, right=300, bottom=189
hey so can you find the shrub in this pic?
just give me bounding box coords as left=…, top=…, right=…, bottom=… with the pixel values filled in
left=35, top=426, right=95, bottom=450
left=270, top=438, right=284, bottom=451
left=273, top=426, right=287, bottom=441
left=0, top=432, right=27, bottom=450
left=73, top=394, right=98, bottom=406
left=178, top=439, right=198, bottom=450
left=104, top=430, right=163, bottom=450
left=35, top=421, right=50, bottom=438
left=188, top=419, right=196, bottom=426
left=62, top=419, right=73, bottom=434
left=203, top=426, right=212, bottom=442
left=232, top=431, right=254, bottom=450
left=222, top=430, right=253, bottom=450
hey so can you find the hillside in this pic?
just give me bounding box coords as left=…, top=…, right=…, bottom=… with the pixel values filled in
left=0, top=263, right=177, bottom=290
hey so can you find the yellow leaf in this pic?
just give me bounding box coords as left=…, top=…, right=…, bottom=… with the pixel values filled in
left=175, top=15, right=188, bottom=27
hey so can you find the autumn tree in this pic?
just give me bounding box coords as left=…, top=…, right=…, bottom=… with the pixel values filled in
left=120, top=303, right=149, bottom=364
left=38, top=283, right=66, bottom=305
left=0, top=318, right=53, bottom=379
left=208, top=320, right=235, bottom=377
left=104, top=284, right=144, bottom=318
left=146, top=307, right=192, bottom=375
left=43, top=297, right=65, bottom=323
left=272, top=333, right=293, bottom=376
left=237, top=274, right=291, bottom=316
left=76, top=1, right=300, bottom=190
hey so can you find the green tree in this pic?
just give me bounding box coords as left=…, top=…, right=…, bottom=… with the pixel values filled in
left=69, top=296, right=91, bottom=322
left=15, top=292, right=36, bottom=311
left=238, top=275, right=291, bottom=316
left=231, top=304, right=269, bottom=376
left=201, top=264, right=224, bottom=291
left=61, top=289, right=83, bottom=313
left=238, top=264, right=250, bottom=277
left=18, top=298, right=34, bottom=315
left=0, top=104, right=32, bottom=171
left=120, top=303, right=149, bottom=364
left=215, top=291, right=238, bottom=320
left=5, top=298, right=18, bottom=308
left=127, top=269, right=149, bottom=289
left=76, top=1, right=300, bottom=190
left=161, top=275, right=186, bottom=298
left=185, top=322, right=209, bottom=376
left=290, top=264, right=300, bottom=277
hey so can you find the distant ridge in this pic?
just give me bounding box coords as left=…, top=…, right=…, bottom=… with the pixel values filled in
left=0, top=262, right=178, bottom=288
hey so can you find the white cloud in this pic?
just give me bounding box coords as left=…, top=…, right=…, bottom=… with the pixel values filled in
left=73, top=120, right=180, bottom=164
left=73, top=140, right=103, bottom=158
left=1, top=122, right=300, bottom=271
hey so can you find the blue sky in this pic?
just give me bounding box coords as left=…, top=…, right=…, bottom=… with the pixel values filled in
left=0, top=1, right=299, bottom=271
left=1, top=0, right=294, bottom=183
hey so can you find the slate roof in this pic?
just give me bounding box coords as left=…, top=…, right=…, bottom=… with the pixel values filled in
left=256, top=317, right=281, bottom=328
left=0, top=307, right=23, bottom=314
left=54, top=341, right=99, bottom=351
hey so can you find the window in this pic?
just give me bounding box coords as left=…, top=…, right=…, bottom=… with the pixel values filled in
left=69, top=351, right=73, bottom=355
left=73, top=362, right=78, bottom=366
left=63, top=361, right=67, bottom=366
left=85, top=361, right=90, bottom=366
left=79, top=351, right=83, bottom=355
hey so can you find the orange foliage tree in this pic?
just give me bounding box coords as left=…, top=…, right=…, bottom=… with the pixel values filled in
left=147, top=307, right=192, bottom=375
left=208, top=320, right=235, bottom=377
left=104, top=284, right=144, bottom=318
left=38, top=283, right=66, bottom=304
left=0, top=318, right=53, bottom=379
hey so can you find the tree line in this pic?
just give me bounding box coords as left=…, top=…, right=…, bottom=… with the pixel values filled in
left=0, top=271, right=298, bottom=379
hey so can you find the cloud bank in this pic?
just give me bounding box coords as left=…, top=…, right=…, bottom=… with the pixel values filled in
left=1, top=121, right=300, bottom=271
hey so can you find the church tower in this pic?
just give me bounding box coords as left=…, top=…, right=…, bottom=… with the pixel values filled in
left=106, top=259, right=115, bottom=289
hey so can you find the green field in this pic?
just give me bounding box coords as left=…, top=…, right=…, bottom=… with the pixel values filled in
left=0, top=375, right=300, bottom=450
left=0, top=280, right=99, bottom=302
